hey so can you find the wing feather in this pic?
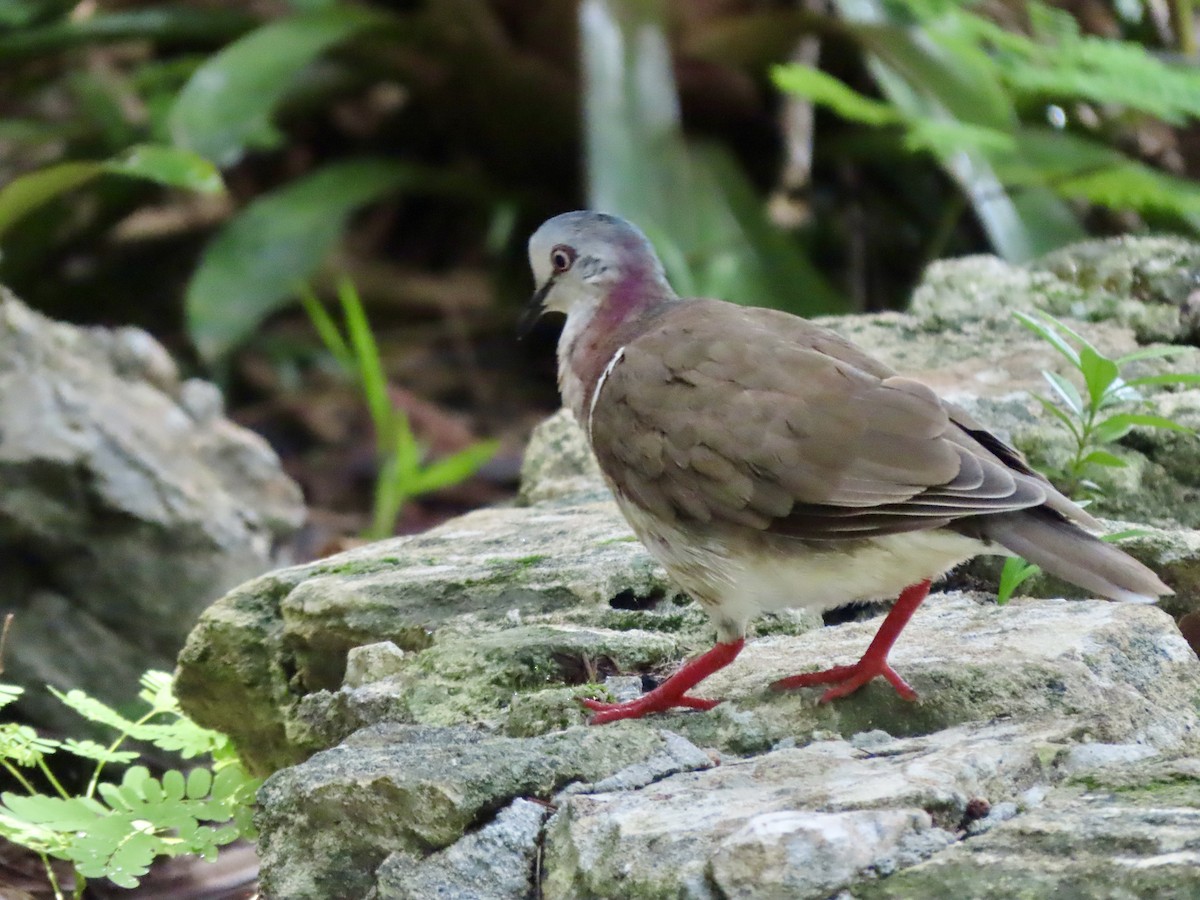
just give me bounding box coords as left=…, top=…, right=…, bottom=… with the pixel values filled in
left=589, top=301, right=1067, bottom=540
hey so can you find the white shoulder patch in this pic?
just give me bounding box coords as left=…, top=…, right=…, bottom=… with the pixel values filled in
left=587, top=346, right=626, bottom=440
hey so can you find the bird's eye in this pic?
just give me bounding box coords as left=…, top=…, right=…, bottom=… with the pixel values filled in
left=550, top=245, right=576, bottom=274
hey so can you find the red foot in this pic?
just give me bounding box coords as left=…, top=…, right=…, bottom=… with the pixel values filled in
left=580, top=638, right=744, bottom=724
left=771, top=579, right=931, bottom=704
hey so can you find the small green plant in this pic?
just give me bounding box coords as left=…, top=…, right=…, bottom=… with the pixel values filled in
left=995, top=311, right=1200, bottom=603
left=0, top=670, right=259, bottom=898
left=301, top=277, right=499, bottom=539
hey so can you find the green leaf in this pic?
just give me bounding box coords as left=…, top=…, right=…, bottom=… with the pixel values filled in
left=167, top=7, right=393, bottom=165
left=582, top=0, right=841, bottom=314
left=844, top=5, right=1085, bottom=260
left=1125, top=373, right=1200, bottom=388
left=1042, top=371, right=1083, bottom=416
left=408, top=440, right=499, bottom=495
left=1079, top=448, right=1127, bottom=468
left=299, top=285, right=354, bottom=373
left=1101, top=528, right=1151, bottom=542
left=103, top=144, right=223, bottom=193
left=1032, top=394, right=1081, bottom=440
left=0, top=684, right=24, bottom=708
left=186, top=768, right=213, bottom=800
left=60, top=739, right=139, bottom=765
left=0, top=8, right=256, bottom=64
left=337, top=277, right=392, bottom=451
left=186, top=160, right=472, bottom=361
left=1094, top=413, right=1194, bottom=442
left=0, top=161, right=98, bottom=241
left=1077, top=346, right=1120, bottom=410
left=0, top=145, right=224, bottom=242
left=997, top=556, right=1041, bottom=605
left=1116, top=346, right=1191, bottom=366
left=773, top=64, right=900, bottom=126
left=1014, top=311, right=1081, bottom=367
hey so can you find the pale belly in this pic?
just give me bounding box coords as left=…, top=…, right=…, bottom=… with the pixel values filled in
left=614, top=494, right=991, bottom=641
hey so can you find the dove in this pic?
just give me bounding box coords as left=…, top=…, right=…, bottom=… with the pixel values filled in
left=520, top=210, right=1173, bottom=724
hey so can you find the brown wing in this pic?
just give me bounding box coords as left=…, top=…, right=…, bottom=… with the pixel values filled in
left=589, top=300, right=1053, bottom=541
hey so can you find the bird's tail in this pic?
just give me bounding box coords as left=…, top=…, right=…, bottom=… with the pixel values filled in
left=980, top=510, right=1172, bottom=604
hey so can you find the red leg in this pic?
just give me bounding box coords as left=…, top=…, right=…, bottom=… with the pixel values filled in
left=771, top=579, right=931, bottom=704
left=581, top=638, right=744, bottom=725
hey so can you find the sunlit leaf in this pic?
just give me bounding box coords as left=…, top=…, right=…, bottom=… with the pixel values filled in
left=168, top=7, right=394, bottom=165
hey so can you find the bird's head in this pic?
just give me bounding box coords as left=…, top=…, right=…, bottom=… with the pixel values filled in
left=519, top=211, right=673, bottom=337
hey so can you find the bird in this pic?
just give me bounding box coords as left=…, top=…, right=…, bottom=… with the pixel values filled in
left=520, top=210, right=1174, bottom=725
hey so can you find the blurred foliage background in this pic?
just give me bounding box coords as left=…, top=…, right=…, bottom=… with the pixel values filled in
left=3, top=0, right=1199, bottom=549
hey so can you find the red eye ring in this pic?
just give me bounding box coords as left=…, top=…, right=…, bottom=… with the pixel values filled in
left=550, top=244, right=576, bottom=274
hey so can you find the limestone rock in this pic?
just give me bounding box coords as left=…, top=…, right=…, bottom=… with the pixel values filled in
left=174, top=238, right=1200, bottom=898
left=371, top=798, right=550, bottom=900
left=0, top=291, right=304, bottom=730
left=255, top=724, right=713, bottom=898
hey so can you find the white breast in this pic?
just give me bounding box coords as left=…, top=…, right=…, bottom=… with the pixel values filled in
left=613, top=492, right=990, bottom=642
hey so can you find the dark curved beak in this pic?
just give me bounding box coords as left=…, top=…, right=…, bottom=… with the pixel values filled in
left=517, top=278, right=554, bottom=339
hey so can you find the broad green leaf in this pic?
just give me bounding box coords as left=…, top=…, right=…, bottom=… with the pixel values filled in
left=168, top=7, right=393, bottom=165
left=186, top=160, right=483, bottom=360
left=0, top=161, right=97, bottom=241
left=104, top=145, right=223, bottom=194
left=1078, top=346, right=1120, bottom=409
left=0, top=146, right=223, bottom=242
left=1080, top=448, right=1127, bottom=468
